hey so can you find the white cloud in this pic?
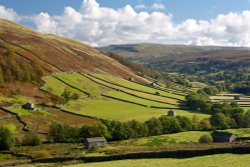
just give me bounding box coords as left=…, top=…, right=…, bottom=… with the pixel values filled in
left=151, top=3, right=165, bottom=10
left=0, top=5, right=19, bottom=21
left=1, top=1, right=250, bottom=47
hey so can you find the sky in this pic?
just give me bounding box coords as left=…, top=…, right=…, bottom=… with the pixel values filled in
left=0, top=0, right=250, bottom=47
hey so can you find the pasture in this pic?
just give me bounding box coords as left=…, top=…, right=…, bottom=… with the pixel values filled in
left=90, top=74, right=186, bottom=100
left=63, top=98, right=208, bottom=122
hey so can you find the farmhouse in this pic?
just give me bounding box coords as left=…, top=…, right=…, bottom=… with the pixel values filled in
left=167, top=110, right=177, bottom=116
left=21, top=102, right=35, bottom=110
left=84, top=137, right=107, bottom=149
left=211, top=131, right=236, bottom=143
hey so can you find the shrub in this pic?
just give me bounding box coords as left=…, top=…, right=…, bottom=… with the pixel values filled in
left=199, top=134, right=213, bottom=143
left=71, top=93, right=79, bottom=100
left=0, top=126, right=15, bottom=150
left=22, top=133, right=41, bottom=146
left=35, top=150, right=51, bottom=159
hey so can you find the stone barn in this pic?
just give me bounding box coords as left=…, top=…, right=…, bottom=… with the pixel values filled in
left=149, top=82, right=157, bottom=87
left=167, top=110, right=177, bottom=116
left=21, top=102, right=35, bottom=110
left=234, top=96, right=241, bottom=100
left=211, top=131, right=236, bottom=143
left=84, top=137, right=107, bottom=149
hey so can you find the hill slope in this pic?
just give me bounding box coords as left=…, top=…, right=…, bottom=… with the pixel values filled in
left=0, top=19, right=143, bottom=80
left=99, top=44, right=250, bottom=73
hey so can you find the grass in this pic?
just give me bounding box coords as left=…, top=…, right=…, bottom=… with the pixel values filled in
left=86, top=75, right=180, bottom=105
left=55, top=73, right=110, bottom=96
left=116, top=131, right=210, bottom=147
left=10, top=108, right=31, bottom=116
left=105, top=91, right=179, bottom=108
left=63, top=97, right=208, bottom=122
left=42, top=76, right=86, bottom=97
left=10, top=108, right=50, bottom=116
left=91, top=74, right=185, bottom=100
left=65, top=154, right=250, bottom=167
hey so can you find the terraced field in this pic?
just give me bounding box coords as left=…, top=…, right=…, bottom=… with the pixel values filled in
left=41, top=76, right=86, bottom=97
left=91, top=74, right=186, bottom=100
left=105, top=91, right=179, bottom=108
left=42, top=73, right=209, bottom=121
left=210, top=93, right=250, bottom=110
left=54, top=73, right=110, bottom=96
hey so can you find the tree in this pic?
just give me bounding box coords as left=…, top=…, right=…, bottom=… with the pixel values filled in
left=109, top=121, right=134, bottom=140
left=176, top=116, right=193, bottom=131
left=71, top=93, right=79, bottom=100
left=145, top=117, right=162, bottom=136
left=61, top=88, right=72, bottom=103
left=159, top=116, right=182, bottom=134
left=0, top=126, right=15, bottom=150
left=80, top=123, right=111, bottom=139
left=199, top=118, right=212, bottom=131
left=199, top=134, right=213, bottom=143
left=210, top=113, right=230, bottom=130
left=127, top=120, right=148, bottom=138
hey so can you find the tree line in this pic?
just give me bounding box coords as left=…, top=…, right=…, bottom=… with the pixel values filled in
left=186, top=92, right=250, bottom=129
left=47, top=114, right=219, bottom=144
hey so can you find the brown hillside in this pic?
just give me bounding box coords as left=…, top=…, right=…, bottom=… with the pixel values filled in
left=0, top=19, right=144, bottom=81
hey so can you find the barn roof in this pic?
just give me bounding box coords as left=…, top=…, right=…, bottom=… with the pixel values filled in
left=211, top=131, right=234, bottom=138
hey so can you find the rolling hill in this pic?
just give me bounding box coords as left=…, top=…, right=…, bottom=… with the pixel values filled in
left=99, top=44, right=250, bottom=73
left=0, top=19, right=144, bottom=81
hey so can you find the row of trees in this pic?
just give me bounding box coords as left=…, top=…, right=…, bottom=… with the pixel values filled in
left=48, top=114, right=227, bottom=143
left=0, top=47, right=43, bottom=87
left=186, top=92, right=250, bottom=129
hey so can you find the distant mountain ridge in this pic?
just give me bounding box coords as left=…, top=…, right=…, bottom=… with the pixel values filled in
left=98, top=44, right=250, bottom=73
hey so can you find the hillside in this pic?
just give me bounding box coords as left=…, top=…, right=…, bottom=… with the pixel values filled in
left=99, top=44, right=250, bottom=73
left=0, top=19, right=144, bottom=82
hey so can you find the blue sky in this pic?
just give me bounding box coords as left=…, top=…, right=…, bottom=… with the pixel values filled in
left=0, top=0, right=250, bottom=46
left=1, top=0, right=250, bottom=22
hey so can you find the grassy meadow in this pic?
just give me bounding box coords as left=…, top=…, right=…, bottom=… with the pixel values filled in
left=41, top=72, right=210, bottom=122
left=63, top=97, right=209, bottom=122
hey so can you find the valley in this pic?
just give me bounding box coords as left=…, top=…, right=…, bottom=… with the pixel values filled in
left=0, top=19, right=250, bottom=167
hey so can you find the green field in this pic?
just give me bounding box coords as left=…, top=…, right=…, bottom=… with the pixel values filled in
left=91, top=74, right=185, bottom=100
left=65, top=154, right=250, bottom=167
left=55, top=73, right=110, bottom=96
left=85, top=74, right=180, bottom=105
left=113, top=131, right=210, bottom=147
left=112, top=128, right=250, bottom=148
left=41, top=76, right=86, bottom=96
left=41, top=73, right=209, bottom=121
left=63, top=98, right=208, bottom=122
left=105, top=91, right=179, bottom=108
